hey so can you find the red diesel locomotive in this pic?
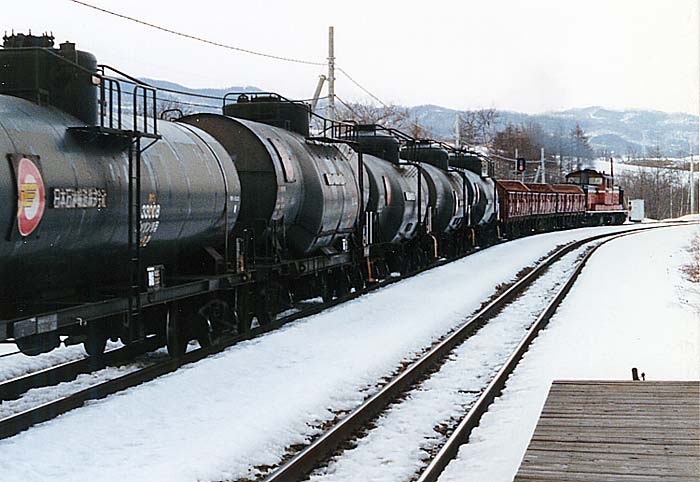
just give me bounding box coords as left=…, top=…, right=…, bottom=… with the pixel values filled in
left=565, top=168, right=627, bottom=225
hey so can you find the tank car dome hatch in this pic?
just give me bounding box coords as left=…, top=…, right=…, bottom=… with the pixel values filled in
left=0, top=32, right=98, bottom=124
left=353, top=125, right=400, bottom=164
left=449, top=152, right=482, bottom=175
left=400, top=143, right=450, bottom=170
left=223, top=93, right=311, bottom=137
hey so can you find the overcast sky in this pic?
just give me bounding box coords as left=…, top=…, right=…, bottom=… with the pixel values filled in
left=4, top=0, right=699, bottom=114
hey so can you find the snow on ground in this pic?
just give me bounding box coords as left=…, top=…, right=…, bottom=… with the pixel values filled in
left=0, top=341, right=122, bottom=383
left=0, top=223, right=676, bottom=482
left=672, top=213, right=700, bottom=222
left=0, top=351, right=167, bottom=420
left=438, top=223, right=700, bottom=482
left=308, top=245, right=593, bottom=482
left=590, top=158, right=693, bottom=177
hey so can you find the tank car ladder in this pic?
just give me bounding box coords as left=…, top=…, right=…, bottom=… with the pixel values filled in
left=124, top=84, right=161, bottom=345
left=69, top=68, right=161, bottom=345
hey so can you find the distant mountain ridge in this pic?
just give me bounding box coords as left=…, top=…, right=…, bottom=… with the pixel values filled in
left=142, top=78, right=262, bottom=103
left=409, top=104, right=698, bottom=158
left=140, top=79, right=698, bottom=157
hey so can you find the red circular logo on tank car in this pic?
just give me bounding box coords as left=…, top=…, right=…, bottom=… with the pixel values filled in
left=16, top=158, right=46, bottom=236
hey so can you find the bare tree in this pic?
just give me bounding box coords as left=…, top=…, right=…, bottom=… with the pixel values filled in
left=458, top=108, right=500, bottom=147
left=335, top=101, right=433, bottom=139
left=617, top=167, right=698, bottom=219
left=156, top=96, right=196, bottom=120
left=336, top=102, right=409, bottom=127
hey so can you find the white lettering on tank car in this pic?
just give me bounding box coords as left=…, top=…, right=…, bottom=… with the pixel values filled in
left=140, top=195, right=162, bottom=247
left=53, top=187, right=107, bottom=209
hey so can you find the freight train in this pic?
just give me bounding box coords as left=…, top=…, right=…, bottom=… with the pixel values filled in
left=0, top=33, right=626, bottom=357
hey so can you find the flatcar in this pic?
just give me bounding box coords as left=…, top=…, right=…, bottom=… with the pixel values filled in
left=0, top=32, right=625, bottom=358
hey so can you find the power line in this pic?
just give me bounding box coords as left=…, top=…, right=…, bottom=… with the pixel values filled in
left=336, top=67, right=389, bottom=108
left=67, top=0, right=436, bottom=138
left=335, top=95, right=362, bottom=118
left=336, top=67, right=438, bottom=138
left=67, top=0, right=326, bottom=66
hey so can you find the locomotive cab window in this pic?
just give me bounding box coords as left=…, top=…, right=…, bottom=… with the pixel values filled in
left=589, top=177, right=603, bottom=186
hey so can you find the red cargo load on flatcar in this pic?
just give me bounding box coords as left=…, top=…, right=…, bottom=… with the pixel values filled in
left=495, top=179, right=586, bottom=238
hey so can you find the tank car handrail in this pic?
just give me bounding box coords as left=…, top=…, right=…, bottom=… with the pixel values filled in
left=98, top=76, right=122, bottom=130
left=222, top=91, right=300, bottom=106
left=98, top=64, right=153, bottom=87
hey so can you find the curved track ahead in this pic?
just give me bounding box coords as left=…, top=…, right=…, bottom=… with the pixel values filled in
left=262, top=224, right=684, bottom=482
left=0, top=224, right=680, bottom=445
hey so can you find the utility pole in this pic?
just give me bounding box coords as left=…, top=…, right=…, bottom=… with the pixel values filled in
left=455, top=113, right=460, bottom=148
left=515, top=148, right=519, bottom=179
left=541, top=147, right=546, bottom=184
left=691, top=145, right=695, bottom=215
left=610, top=155, right=614, bottom=185
left=327, top=26, right=336, bottom=120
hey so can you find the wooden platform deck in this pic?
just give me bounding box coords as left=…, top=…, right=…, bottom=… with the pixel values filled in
left=515, top=380, right=700, bottom=481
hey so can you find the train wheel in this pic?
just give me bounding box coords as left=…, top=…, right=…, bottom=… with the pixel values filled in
left=84, top=322, right=108, bottom=357
left=16, top=332, right=60, bottom=356
left=350, top=267, right=365, bottom=293
left=399, top=255, right=411, bottom=276
left=195, top=314, right=216, bottom=350
left=320, top=274, right=334, bottom=303
left=254, top=283, right=281, bottom=326
left=196, top=299, right=233, bottom=348
left=335, top=270, right=351, bottom=298
left=166, top=304, right=188, bottom=358
left=236, top=288, right=254, bottom=334
left=254, top=309, right=273, bottom=327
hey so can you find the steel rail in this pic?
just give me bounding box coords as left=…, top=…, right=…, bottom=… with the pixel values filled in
left=0, top=221, right=507, bottom=410
left=413, top=226, right=676, bottom=482
left=0, top=224, right=678, bottom=442
left=0, top=338, right=163, bottom=402
left=0, top=230, right=492, bottom=440
left=262, top=224, right=680, bottom=482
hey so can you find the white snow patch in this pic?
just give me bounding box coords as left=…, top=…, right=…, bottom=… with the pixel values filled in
left=0, top=224, right=674, bottom=482
left=308, top=246, right=591, bottom=482
left=0, top=341, right=122, bottom=383
left=438, top=224, right=700, bottom=482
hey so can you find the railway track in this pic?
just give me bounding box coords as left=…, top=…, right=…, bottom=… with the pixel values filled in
left=0, top=350, right=21, bottom=359
left=0, top=224, right=676, bottom=444
left=0, top=231, right=500, bottom=440
left=261, top=224, right=680, bottom=482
